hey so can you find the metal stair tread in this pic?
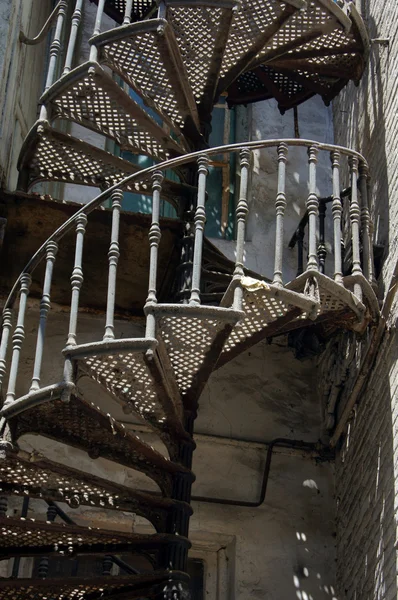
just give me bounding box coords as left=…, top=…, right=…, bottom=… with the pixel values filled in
left=65, top=337, right=189, bottom=459
left=146, top=304, right=243, bottom=408
left=0, top=515, right=189, bottom=559
left=17, top=121, right=194, bottom=204
left=0, top=449, right=192, bottom=529
left=1, top=392, right=193, bottom=497
left=42, top=61, right=188, bottom=161
left=0, top=571, right=189, bottom=600
left=226, top=3, right=368, bottom=109
left=91, top=19, right=202, bottom=145
left=217, top=278, right=319, bottom=368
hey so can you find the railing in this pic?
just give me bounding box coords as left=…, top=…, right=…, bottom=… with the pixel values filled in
left=0, top=139, right=375, bottom=406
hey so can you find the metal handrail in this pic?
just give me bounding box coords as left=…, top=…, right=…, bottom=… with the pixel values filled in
left=2, top=138, right=368, bottom=313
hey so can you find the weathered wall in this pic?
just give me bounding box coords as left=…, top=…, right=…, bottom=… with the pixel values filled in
left=0, top=0, right=52, bottom=189
left=332, top=1, right=398, bottom=598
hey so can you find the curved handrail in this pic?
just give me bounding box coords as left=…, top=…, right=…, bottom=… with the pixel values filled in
left=3, top=138, right=368, bottom=312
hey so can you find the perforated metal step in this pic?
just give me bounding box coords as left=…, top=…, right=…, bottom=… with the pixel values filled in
left=67, top=338, right=190, bottom=460
left=0, top=516, right=189, bottom=559
left=146, top=304, right=243, bottom=410
left=0, top=571, right=189, bottom=600
left=0, top=450, right=191, bottom=531
left=43, top=62, right=188, bottom=161
left=226, top=3, right=368, bottom=111
left=17, top=121, right=194, bottom=205
left=92, top=18, right=202, bottom=145
left=1, top=392, right=193, bottom=497
left=217, top=277, right=319, bottom=368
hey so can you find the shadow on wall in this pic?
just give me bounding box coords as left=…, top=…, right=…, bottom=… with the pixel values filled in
left=333, top=5, right=390, bottom=297
left=336, top=329, right=398, bottom=599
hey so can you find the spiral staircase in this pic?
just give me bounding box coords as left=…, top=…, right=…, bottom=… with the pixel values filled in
left=0, top=1, right=376, bottom=598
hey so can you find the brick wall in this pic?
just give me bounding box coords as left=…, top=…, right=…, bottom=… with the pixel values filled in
left=333, top=1, right=398, bottom=597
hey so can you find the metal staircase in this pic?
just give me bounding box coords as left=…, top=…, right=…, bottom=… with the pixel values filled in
left=0, top=1, right=376, bottom=598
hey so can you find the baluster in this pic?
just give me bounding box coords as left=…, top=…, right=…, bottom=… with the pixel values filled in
left=317, top=201, right=327, bottom=274
left=103, top=555, right=113, bottom=576
left=232, top=148, right=251, bottom=311
left=296, top=225, right=305, bottom=276
left=89, top=0, right=106, bottom=62
left=306, top=146, right=319, bottom=271
left=66, top=214, right=87, bottom=347
left=145, top=171, right=163, bottom=339
left=104, top=190, right=123, bottom=341
left=0, top=310, right=12, bottom=391
left=359, top=162, right=376, bottom=287
left=348, top=156, right=363, bottom=300
left=38, top=504, right=57, bottom=579
left=30, top=242, right=58, bottom=392
left=4, top=274, right=31, bottom=408
left=273, top=143, right=288, bottom=286
left=189, top=155, right=209, bottom=305
left=62, top=0, right=83, bottom=75
left=123, top=0, right=134, bottom=24
left=331, top=150, right=344, bottom=285
left=0, top=497, right=7, bottom=516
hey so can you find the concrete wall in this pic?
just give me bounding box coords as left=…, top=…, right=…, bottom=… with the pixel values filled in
left=331, top=1, right=398, bottom=598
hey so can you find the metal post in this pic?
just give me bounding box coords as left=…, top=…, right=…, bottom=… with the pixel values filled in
left=306, top=145, right=319, bottom=271
left=0, top=310, right=12, bottom=391
left=331, top=150, right=344, bottom=285
left=62, top=0, right=83, bottom=75
left=89, top=0, right=106, bottom=62
left=273, top=142, right=288, bottom=286
left=189, top=155, right=209, bottom=305
left=38, top=504, right=57, bottom=579
left=103, top=189, right=123, bottom=341
left=358, top=162, right=375, bottom=287
left=4, top=274, right=31, bottom=408
left=232, top=148, right=250, bottom=311
left=40, top=0, right=68, bottom=120
left=123, top=0, right=134, bottom=24
left=30, top=242, right=58, bottom=392
left=348, top=156, right=363, bottom=300
left=66, top=213, right=87, bottom=347
left=145, top=171, right=163, bottom=339
left=317, top=201, right=327, bottom=274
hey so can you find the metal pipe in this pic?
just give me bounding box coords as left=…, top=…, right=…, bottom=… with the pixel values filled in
left=191, top=438, right=330, bottom=507
left=11, top=496, right=30, bottom=578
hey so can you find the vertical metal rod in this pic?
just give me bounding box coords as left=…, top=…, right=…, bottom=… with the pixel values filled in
left=273, top=142, right=288, bottom=286
left=317, top=201, right=327, bottom=274
left=30, top=242, right=58, bottom=392
left=4, top=274, right=31, bottom=408
left=348, top=156, right=363, bottom=300
left=123, top=0, right=134, bottom=24
left=0, top=310, right=12, bottom=391
left=62, top=0, right=83, bottom=75
left=296, top=226, right=305, bottom=276
left=38, top=504, right=57, bottom=579
left=40, top=0, right=68, bottom=121
left=11, top=497, right=29, bottom=579
left=145, top=171, right=163, bottom=340
left=189, top=155, right=209, bottom=305
left=43, top=0, right=67, bottom=92
left=89, top=0, right=106, bottom=62
left=306, top=145, right=319, bottom=271
left=232, top=148, right=251, bottom=311
left=331, top=150, right=344, bottom=285
left=358, top=162, right=375, bottom=287
left=103, top=189, right=123, bottom=341
left=66, top=214, right=87, bottom=347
